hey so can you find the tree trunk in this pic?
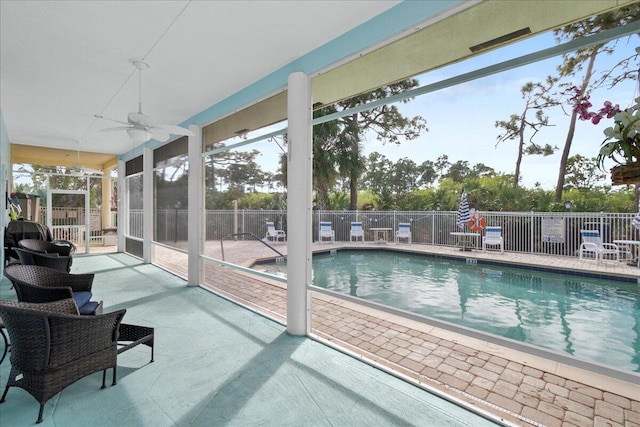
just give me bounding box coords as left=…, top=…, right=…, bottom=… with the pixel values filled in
left=554, top=50, right=597, bottom=202
left=316, top=181, right=330, bottom=210
left=514, top=107, right=528, bottom=188
left=349, top=178, right=358, bottom=210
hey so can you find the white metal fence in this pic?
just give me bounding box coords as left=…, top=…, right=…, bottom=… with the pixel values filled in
left=131, top=209, right=639, bottom=259
left=40, top=207, right=116, bottom=245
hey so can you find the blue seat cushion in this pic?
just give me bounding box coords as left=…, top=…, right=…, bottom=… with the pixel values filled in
left=78, top=301, right=100, bottom=315
left=72, top=291, right=93, bottom=312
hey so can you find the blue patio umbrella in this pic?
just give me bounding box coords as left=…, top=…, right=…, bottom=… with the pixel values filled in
left=456, top=190, right=470, bottom=229
left=633, top=204, right=640, bottom=230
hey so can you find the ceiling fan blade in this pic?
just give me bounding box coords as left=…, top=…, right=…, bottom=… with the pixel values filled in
left=94, top=115, right=130, bottom=126
left=150, top=128, right=170, bottom=142
left=153, top=124, right=195, bottom=137
left=69, top=163, right=104, bottom=176
left=100, top=126, right=132, bottom=132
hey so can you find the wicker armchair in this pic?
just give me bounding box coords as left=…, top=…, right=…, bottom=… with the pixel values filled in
left=0, top=299, right=125, bottom=423
left=19, top=238, right=76, bottom=256
left=13, top=247, right=73, bottom=273
left=4, top=265, right=102, bottom=315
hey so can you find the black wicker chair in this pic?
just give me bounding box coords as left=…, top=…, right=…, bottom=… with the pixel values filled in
left=12, top=247, right=73, bottom=273
left=19, top=238, right=76, bottom=257
left=0, top=299, right=125, bottom=423
left=4, top=265, right=102, bottom=315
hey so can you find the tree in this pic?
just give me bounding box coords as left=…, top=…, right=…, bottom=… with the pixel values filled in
left=553, top=4, right=640, bottom=202
left=495, top=79, right=558, bottom=187
left=322, top=79, right=428, bottom=209
left=564, top=154, right=607, bottom=190
left=311, top=107, right=341, bottom=209
left=441, top=160, right=471, bottom=183
left=417, top=160, right=437, bottom=187
left=390, top=158, right=421, bottom=194
left=203, top=145, right=269, bottom=208
left=362, top=152, right=393, bottom=193
left=434, top=155, right=450, bottom=181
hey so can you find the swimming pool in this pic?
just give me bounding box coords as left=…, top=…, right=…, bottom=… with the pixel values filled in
left=259, top=249, right=640, bottom=373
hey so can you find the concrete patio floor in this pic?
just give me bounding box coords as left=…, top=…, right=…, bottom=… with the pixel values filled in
left=0, top=253, right=498, bottom=426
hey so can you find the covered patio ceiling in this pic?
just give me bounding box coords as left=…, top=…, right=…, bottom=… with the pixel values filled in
left=0, top=1, right=633, bottom=169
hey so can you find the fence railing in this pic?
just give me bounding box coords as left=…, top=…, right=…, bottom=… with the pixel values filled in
left=40, top=207, right=114, bottom=245
left=129, top=209, right=638, bottom=259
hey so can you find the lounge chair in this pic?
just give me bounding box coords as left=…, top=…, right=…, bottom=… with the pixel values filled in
left=265, top=221, right=286, bottom=242
left=0, top=299, right=126, bottom=423
left=4, top=264, right=102, bottom=315
left=350, top=222, right=364, bottom=243
left=319, top=221, right=335, bottom=243
left=482, top=226, right=504, bottom=253
left=395, top=223, right=412, bottom=244
left=579, top=229, right=619, bottom=264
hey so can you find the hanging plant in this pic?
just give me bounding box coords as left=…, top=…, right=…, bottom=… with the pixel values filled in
left=570, top=85, right=640, bottom=184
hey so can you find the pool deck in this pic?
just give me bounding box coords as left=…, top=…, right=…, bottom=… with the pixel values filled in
left=183, top=241, right=640, bottom=427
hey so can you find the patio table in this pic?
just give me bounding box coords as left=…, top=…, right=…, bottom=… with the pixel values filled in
left=613, top=239, right=640, bottom=267
left=450, top=232, right=480, bottom=251
left=370, top=228, right=392, bottom=243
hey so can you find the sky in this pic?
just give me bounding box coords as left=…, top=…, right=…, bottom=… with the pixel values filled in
left=369, top=31, right=639, bottom=190
left=241, top=28, right=639, bottom=191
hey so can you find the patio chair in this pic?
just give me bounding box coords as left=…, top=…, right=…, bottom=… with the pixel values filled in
left=350, top=222, right=364, bottom=243
left=4, top=220, right=53, bottom=265
left=318, top=221, right=335, bottom=243
left=19, top=238, right=76, bottom=256
left=395, top=223, right=412, bottom=244
left=265, top=221, right=286, bottom=242
left=482, top=226, right=504, bottom=253
left=4, top=265, right=102, bottom=315
left=12, top=247, right=72, bottom=273
left=579, top=229, right=619, bottom=264
left=0, top=299, right=125, bottom=424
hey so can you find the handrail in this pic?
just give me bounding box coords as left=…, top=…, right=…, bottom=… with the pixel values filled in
left=220, top=232, right=286, bottom=262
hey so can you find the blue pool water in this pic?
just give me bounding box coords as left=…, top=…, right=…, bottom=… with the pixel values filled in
left=260, top=250, right=640, bottom=373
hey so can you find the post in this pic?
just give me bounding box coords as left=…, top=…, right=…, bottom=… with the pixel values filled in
left=286, top=71, right=312, bottom=336
left=187, top=125, right=203, bottom=286
left=233, top=200, right=238, bottom=240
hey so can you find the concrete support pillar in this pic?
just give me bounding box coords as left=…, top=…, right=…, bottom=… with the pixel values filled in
left=101, top=166, right=113, bottom=229
left=116, top=160, right=125, bottom=253
left=286, top=72, right=312, bottom=336
left=187, top=125, right=203, bottom=286
left=143, top=146, right=153, bottom=263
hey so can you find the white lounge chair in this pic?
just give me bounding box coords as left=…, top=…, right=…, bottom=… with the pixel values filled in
left=395, top=223, right=411, bottom=244
left=265, top=221, right=286, bottom=242
left=482, top=226, right=504, bottom=253
left=319, top=221, right=335, bottom=243
left=579, top=229, right=619, bottom=264
left=350, top=222, right=364, bottom=243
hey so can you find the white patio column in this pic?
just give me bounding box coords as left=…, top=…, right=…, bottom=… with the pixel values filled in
left=116, top=160, right=125, bottom=253
left=187, top=125, right=202, bottom=286
left=143, top=145, right=153, bottom=263
left=286, top=71, right=312, bottom=336
left=101, top=166, right=113, bottom=229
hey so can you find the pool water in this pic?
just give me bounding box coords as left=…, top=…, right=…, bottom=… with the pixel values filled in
left=261, top=250, right=640, bottom=373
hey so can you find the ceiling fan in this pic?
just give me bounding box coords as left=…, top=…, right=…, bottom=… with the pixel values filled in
left=69, top=141, right=103, bottom=175
left=96, top=59, right=194, bottom=144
